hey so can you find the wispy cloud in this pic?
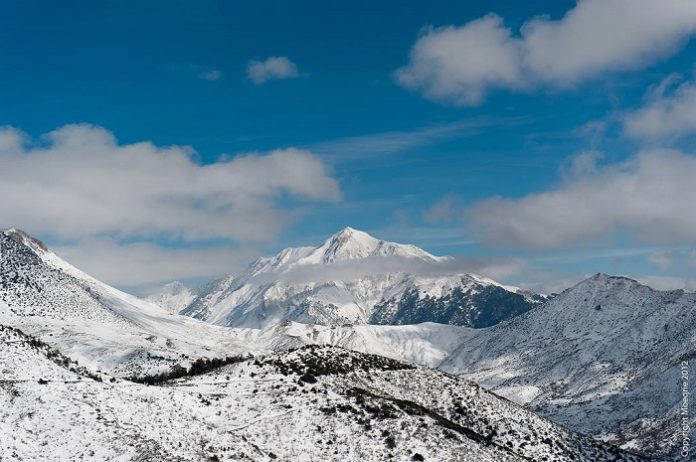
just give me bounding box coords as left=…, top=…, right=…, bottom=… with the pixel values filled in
left=198, top=69, right=223, bottom=81
left=247, top=56, right=301, bottom=84
left=53, top=238, right=258, bottom=289
left=240, top=254, right=524, bottom=287
left=312, top=117, right=530, bottom=163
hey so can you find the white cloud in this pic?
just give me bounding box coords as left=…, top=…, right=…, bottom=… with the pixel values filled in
left=0, top=126, right=25, bottom=153
left=0, top=124, right=340, bottom=244
left=396, top=0, right=696, bottom=105
left=395, top=15, right=523, bottom=105
left=241, top=254, right=525, bottom=288
left=422, top=195, right=461, bottom=223
left=648, top=250, right=676, bottom=270
left=635, top=275, right=696, bottom=291
left=558, top=150, right=603, bottom=179
left=624, top=76, right=696, bottom=139
left=53, top=239, right=257, bottom=288
left=467, top=149, right=696, bottom=250
left=247, top=56, right=300, bottom=84
left=313, top=117, right=527, bottom=162
left=198, top=69, right=223, bottom=81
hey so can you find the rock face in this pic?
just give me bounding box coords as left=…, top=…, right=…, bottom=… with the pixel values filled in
left=441, top=274, right=696, bottom=460
left=180, top=227, right=544, bottom=328
left=370, top=280, right=545, bottom=327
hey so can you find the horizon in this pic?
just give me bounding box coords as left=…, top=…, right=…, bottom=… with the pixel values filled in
left=3, top=0, right=696, bottom=294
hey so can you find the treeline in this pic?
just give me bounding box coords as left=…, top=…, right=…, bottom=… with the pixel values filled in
left=127, top=355, right=248, bottom=385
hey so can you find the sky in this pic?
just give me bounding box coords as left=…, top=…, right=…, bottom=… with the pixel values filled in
left=2, top=0, right=696, bottom=294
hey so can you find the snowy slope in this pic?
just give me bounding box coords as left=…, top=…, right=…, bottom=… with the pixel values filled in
left=263, top=321, right=469, bottom=368
left=0, top=323, right=647, bottom=462
left=181, top=227, right=544, bottom=328
left=441, top=274, right=696, bottom=459
left=0, top=229, right=276, bottom=376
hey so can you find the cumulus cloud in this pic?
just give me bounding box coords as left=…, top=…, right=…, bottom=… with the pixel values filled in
left=467, top=149, right=696, bottom=250
left=395, top=15, right=523, bottom=105
left=396, top=0, right=696, bottom=105
left=0, top=124, right=340, bottom=243
left=247, top=56, right=300, bottom=84
left=624, top=76, right=696, bottom=139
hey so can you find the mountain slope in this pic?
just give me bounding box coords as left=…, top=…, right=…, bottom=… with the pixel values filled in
left=0, top=229, right=275, bottom=376
left=181, top=227, right=544, bottom=328
left=441, top=274, right=696, bottom=459
left=0, top=323, right=647, bottom=462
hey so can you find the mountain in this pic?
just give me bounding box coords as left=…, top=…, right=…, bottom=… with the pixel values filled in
left=145, top=281, right=198, bottom=314
left=180, top=227, right=544, bottom=328
left=0, top=228, right=472, bottom=376
left=441, top=274, right=696, bottom=460
left=1, top=321, right=646, bottom=461
left=0, top=228, right=277, bottom=376
left=0, top=228, right=684, bottom=460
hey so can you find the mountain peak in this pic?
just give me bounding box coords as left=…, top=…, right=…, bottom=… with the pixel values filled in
left=582, top=273, right=642, bottom=288
left=1, top=228, right=49, bottom=254
left=313, top=227, right=439, bottom=264
left=326, top=226, right=378, bottom=245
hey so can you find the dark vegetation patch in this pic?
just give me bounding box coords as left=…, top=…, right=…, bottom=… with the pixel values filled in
left=126, top=355, right=248, bottom=385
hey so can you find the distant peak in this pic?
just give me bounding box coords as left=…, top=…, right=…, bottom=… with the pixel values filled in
left=574, top=273, right=643, bottom=290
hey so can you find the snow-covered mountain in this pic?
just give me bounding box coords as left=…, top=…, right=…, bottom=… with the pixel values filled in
left=180, top=227, right=544, bottom=328
left=441, top=274, right=696, bottom=460
left=0, top=227, right=686, bottom=460
left=1, top=322, right=646, bottom=461
left=0, top=228, right=277, bottom=376
left=0, top=228, right=473, bottom=375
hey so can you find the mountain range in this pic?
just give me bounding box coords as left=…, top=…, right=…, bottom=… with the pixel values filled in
left=1, top=227, right=693, bottom=461
left=156, top=227, right=545, bottom=329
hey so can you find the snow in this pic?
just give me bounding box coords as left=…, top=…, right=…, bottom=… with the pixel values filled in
left=0, top=229, right=685, bottom=461
left=180, top=227, right=543, bottom=329
left=441, top=273, right=696, bottom=459
left=0, top=325, right=646, bottom=462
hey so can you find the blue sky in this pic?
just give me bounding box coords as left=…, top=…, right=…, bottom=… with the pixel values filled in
left=2, top=0, right=696, bottom=292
